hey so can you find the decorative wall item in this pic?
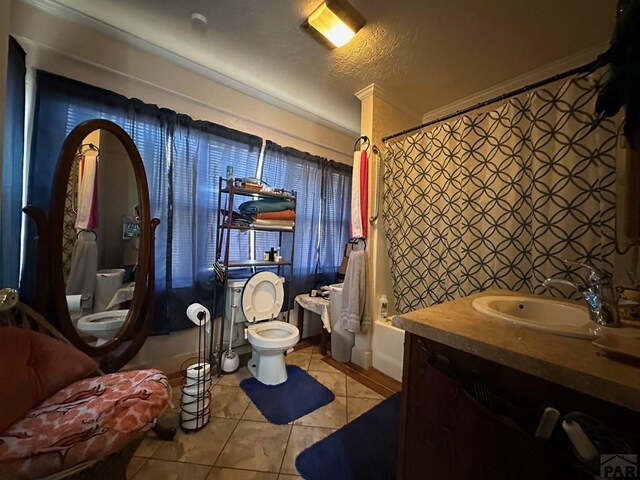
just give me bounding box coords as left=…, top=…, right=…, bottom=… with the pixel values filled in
left=383, top=73, right=618, bottom=314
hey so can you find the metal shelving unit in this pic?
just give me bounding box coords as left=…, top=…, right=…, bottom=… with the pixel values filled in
left=210, top=177, right=296, bottom=376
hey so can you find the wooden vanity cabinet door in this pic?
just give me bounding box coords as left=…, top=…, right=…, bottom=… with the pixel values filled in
left=397, top=333, right=591, bottom=480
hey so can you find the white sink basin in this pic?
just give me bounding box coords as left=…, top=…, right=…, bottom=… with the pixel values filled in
left=471, top=295, right=600, bottom=339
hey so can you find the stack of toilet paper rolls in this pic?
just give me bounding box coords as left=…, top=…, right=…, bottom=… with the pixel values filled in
left=181, top=362, right=212, bottom=431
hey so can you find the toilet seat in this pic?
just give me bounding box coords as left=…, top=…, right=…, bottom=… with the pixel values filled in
left=247, top=320, right=299, bottom=350
left=76, top=309, right=128, bottom=333
left=241, top=272, right=284, bottom=322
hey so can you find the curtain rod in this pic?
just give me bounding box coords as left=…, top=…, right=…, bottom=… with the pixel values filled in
left=382, top=57, right=602, bottom=143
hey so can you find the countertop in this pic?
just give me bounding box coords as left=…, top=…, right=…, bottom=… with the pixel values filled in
left=393, top=290, right=640, bottom=412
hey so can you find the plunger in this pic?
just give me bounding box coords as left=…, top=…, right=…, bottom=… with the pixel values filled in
left=221, top=304, right=240, bottom=373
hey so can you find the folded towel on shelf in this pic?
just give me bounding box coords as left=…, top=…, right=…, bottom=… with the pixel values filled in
left=253, top=219, right=295, bottom=228
left=239, top=198, right=296, bottom=215
left=256, top=210, right=295, bottom=221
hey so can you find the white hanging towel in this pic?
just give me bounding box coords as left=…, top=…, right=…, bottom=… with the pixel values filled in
left=350, top=149, right=368, bottom=238
left=66, top=230, right=98, bottom=296
left=339, top=249, right=370, bottom=333
left=75, top=153, right=99, bottom=231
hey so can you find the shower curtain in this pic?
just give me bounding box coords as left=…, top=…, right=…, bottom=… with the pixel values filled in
left=383, top=73, right=618, bottom=313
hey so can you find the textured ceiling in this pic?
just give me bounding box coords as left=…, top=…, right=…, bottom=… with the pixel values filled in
left=38, top=0, right=616, bottom=134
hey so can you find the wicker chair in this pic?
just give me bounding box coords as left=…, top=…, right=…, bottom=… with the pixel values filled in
left=0, top=298, right=170, bottom=480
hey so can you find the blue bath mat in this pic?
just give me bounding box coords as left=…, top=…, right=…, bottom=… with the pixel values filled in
left=296, top=392, right=401, bottom=480
left=239, top=365, right=335, bottom=424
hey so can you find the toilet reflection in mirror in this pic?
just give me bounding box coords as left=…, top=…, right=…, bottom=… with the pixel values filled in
left=63, top=129, right=140, bottom=346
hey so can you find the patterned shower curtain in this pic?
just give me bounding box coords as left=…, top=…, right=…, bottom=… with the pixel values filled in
left=383, top=73, right=619, bottom=314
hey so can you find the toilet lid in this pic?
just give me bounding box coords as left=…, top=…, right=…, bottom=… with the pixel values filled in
left=241, top=272, right=284, bottom=322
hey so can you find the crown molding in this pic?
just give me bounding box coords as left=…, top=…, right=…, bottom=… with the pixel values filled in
left=355, top=83, right=421, bottom=118
left=421, top=42, right=608, bottom=123
left=18, top=0, right=360, bottom=137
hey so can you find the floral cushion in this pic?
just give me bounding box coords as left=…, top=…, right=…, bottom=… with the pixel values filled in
left=0, top=369, right=169, bottom=479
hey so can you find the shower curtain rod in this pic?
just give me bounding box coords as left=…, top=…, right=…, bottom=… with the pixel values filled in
left=382, top=56, right=602, bottom=143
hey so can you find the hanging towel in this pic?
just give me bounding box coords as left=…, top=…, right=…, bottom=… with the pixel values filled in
left=350, top=149, right=368, bottom=238
left=66, top=230, right=98, bottom=296
left=256, top=210, right=295, bottom=221
left=359, top=149, right=368, bottom=238
left=75, top=153, right=99, bottom=230
left=239, top=198, right=295, bottom=215
left=339, top=249, right=370, bottom=333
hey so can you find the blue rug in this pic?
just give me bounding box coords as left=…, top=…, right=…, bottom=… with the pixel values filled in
left=239, top=365, right=335, bottom=425
left=296, top=392, right=401, bottom=480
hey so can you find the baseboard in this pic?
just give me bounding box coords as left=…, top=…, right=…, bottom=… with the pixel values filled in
left=322, top=356, right=402, bottom=398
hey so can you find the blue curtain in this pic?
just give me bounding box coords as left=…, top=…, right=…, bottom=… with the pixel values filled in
left=24, top=71, right=261, bottom=332
left=261, top=141, right=352, bottom=298
left=1, top=37, right=26, bottom=288
left=319, top=160, right=352, bottom=279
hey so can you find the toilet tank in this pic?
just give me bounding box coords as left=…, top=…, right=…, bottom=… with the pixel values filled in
left=224, top=276, right=286, bottom=324
left=225, top=278, right=249, bottom=324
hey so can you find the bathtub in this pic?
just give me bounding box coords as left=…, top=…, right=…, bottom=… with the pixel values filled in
left=372, top=318, right=405, bottom=382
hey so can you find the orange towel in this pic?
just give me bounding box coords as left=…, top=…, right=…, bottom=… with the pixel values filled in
left=256, top=210, right=295, bottom=220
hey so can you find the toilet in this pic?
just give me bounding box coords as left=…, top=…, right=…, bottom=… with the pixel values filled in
left=228, top=272, right=299, bottom=385
left=76, top=309, right=128, bottom=346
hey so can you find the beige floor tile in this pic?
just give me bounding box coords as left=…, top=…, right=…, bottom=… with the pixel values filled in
left=241, top=402, right=269, bottom=422
left=307, top=371, right=346, bottom=396
left=216, top=367, right=252, bottom=387
left=347, top=397, right=382, bottom=423
left=294, top=396, right=347, bottom=429
left=278, top=476, right=302, bottom=479
left=216, top=421, right=292, bottom=472
left=211, top=385, right=251, bottom=419
left=280, top=425, right=334, bottom=475
left=134, top=437, right=164, bottom=457
left=152, top=417, right=238, bottom=465
left=346, top=376, right=384, bottom=399
left=307, top=357, right=340, bottom=373
left=207, top=467, right=278, bottom=479
left=285, top=351, right=312, bottom=370
left=127, top=456, right=147, bottom=478
left=130, top=458, right=211, bottom=480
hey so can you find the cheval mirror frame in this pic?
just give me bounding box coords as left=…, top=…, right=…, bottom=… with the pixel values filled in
left=25, top=119, right=160, bottom=373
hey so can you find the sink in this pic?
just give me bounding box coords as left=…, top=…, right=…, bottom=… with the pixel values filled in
left=471, top=295, right=600, bottom=339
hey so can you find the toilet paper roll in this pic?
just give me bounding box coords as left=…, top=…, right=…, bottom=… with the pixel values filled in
left=181, top=394, right=211, bottom=414
left=181, top=412, right=210, bottom=430
left=182, top=380, right=212, bottom=395
left=66, top=295, right=82, bottom=316
left=94, top=269, right=125, bottom=313
left=186, top=362, right=211, bottom=382
left=186, top=303, right=210, bottom=326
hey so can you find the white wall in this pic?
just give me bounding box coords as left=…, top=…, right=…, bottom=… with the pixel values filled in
left=10, top=1, right=354, bottom=164
left=353, top=84, right=421, bottom=369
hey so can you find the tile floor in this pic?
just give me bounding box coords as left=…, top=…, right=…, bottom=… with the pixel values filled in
left=128, top=346, right=386, bottom=479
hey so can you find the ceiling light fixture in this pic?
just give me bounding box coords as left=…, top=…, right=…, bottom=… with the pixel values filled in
left=301, top=0, right=365, bottom=49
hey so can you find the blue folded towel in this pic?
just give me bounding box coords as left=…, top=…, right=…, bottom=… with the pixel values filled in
left=239, top=198, right=296, bottom=214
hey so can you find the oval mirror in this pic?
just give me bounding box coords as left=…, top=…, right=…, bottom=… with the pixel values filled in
left=50, top=119, right=152, bottom=363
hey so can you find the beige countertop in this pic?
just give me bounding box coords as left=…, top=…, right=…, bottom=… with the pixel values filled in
left=393, top=290, right=640, bottom=412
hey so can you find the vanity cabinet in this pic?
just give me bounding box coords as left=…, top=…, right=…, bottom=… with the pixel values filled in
left=397, top=332, right=640, bottom=479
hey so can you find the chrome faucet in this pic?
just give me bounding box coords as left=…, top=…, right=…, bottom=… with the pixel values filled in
left=542, top=260, right=620, bottom=328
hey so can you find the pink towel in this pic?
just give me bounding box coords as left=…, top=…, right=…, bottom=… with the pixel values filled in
left=350, top=149, right=368, bottom=239
left=359, top=150, right=368, bottom=238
